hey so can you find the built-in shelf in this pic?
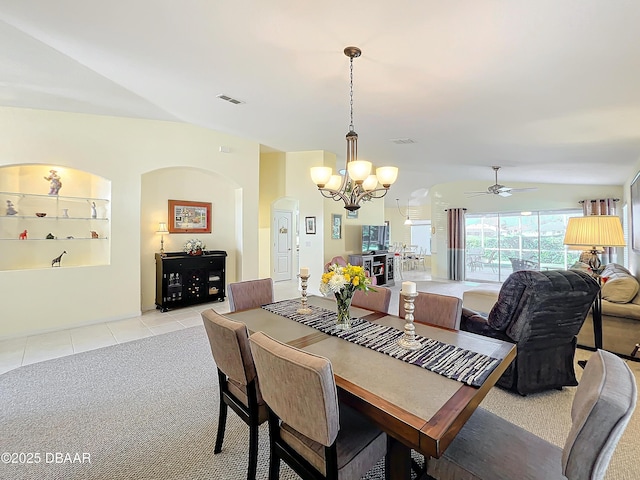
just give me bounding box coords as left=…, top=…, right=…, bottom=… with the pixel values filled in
left=0, top=165, right=111, bottom=271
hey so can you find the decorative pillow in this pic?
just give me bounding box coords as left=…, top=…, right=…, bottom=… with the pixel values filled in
left=601, top=275, right=640, bottom=304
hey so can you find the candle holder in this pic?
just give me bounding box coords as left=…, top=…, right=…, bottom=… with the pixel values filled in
left=397, top=291, right=422, bottom=350
left=297, top=274, right=312, bottom=314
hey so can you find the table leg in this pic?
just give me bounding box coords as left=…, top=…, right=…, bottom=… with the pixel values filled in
left=593, top=285, right=603, bottom=350
left=385, top=436, right=412, bottom=480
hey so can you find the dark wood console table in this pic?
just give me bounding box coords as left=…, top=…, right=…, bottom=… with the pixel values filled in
left=155, top=251, right=226, bottom=311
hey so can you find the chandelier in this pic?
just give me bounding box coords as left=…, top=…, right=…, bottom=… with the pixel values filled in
left=310, top=46, right=398, bottom=211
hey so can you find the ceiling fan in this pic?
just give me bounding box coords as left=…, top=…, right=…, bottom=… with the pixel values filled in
left=465, top=166, right=538, bottom=197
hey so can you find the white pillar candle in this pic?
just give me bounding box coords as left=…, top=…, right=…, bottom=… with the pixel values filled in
left=401, top=281, right=416, bottom=294
left=300, top=267, right=310, bottom=277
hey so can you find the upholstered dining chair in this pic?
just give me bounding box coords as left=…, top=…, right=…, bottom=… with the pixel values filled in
left=249, top=331, right=388, bottom=480
left=201, top=309, right=268, bottom=480
left=428, top=349, right=637, bottom=480
left=228, top=277, right=274, bottom=312
left=398, top=291, right=463, bottom=330
left=352, top=286, right=392, bottom=313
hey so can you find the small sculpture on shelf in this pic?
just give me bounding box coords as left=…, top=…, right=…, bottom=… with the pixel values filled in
left=6, top=200, right=17, bottom=215
left=46, top=233, right=55, bottom=239
left=51, top=251, right=66, bottom=267
left=90, top=231, right=99, bottom=239
left=19, top=229, right=27, bottom=240
left=44, top=169, right=62, bottom=195
left=91, top=201, right=97, bottom=219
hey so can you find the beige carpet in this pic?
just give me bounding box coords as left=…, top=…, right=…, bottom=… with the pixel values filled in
left=1, top=321, right=637, bottom=479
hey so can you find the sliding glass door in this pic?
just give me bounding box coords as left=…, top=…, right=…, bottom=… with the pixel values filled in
left=465, top=210, right=582, bottom=282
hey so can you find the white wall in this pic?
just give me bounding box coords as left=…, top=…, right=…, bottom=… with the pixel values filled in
left=0, top=106, right=260, bottom=338
left=429, top=181, right=624, bottom=279
left=140, top=167, right=241, bottom=311
left=284, top=151, right=330, bottom=295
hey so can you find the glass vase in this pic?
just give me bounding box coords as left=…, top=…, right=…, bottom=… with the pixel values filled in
left=335, top=293, right=353, bottom=330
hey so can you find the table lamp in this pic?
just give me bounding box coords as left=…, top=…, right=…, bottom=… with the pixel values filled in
left=563, top=215, right=626, bottom=271
left=563, top=214, right=625, bottom=354
left=156, top=222, right=169, bottom=257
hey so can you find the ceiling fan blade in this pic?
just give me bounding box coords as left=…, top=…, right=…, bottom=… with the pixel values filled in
left=498, top=191, right=513, bottom=197
left=464, top=191, right=490, bottom=197
left=497, top=186, right=511, bottom=192
left=508, top=187, right=538, bottom=193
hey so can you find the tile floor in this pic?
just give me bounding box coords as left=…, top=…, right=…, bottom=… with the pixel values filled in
left=0, top=267, right=433, bottom=375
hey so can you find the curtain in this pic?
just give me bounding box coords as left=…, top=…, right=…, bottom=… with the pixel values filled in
left=446, top=208, right=466, bottom=280
left=580, top=198, right=619, bottom=264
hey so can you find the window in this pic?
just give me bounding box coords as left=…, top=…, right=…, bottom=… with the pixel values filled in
left=410, top=222, right=431, bottom=255
left=465, top=210, right=582, bottom=282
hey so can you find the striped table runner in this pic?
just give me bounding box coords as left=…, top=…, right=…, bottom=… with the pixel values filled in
left=262, top=299, right=500, bottom=388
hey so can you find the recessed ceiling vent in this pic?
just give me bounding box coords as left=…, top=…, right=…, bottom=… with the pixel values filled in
left=390, top=138, right=416, bottom=144
left=216, top=94, right=244, bottom=105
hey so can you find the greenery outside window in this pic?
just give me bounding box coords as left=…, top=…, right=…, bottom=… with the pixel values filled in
left=465, top=209, right=582, bottom=282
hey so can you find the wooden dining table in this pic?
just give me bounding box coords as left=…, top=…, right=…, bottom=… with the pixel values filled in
left=227, top=295, right=516, bottom=480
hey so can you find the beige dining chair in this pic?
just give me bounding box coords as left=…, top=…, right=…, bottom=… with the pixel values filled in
left=248, top=331, right=388, bottom=480
left=352, top=286, right=392, bottom=313
left=399, top=291, right=463, bottom=330
left=428, top=349, right=637, bottom=480
left=201, top=309, right=268, bottom=480
left=228, top=277, right=274, bottom=312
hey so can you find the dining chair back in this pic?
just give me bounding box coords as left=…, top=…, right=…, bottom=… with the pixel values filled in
left=201, top=309, right=268, bottom=480
left=399, top=291, right=463, bottom=330
left=249, top=331, right=387, bottom=480
left=427, top=349, right=637, bottom=480
left=228, top=278, right=274, bottom=312
left=352, top=286, right=392, bottom=313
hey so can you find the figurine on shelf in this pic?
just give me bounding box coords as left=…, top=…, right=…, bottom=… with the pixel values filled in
left=91, top=201, right=97, bottom=219
left=19, top=229, right=27, bottom=240
left=90, top=231, right=99, bottom=239
left=51, top=251, right=66, bottom=267
left=5, top=200, right=17, bottom=215
left=46, top=233, right=55, bottom=239
left=44, top=169, right=62, bottom=195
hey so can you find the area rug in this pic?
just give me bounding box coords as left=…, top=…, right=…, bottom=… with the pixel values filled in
left=0, top=326, right=394, bottom=480
left=1, top=325, right=637, bottom=479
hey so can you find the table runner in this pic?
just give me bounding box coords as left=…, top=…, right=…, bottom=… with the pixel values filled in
left=262, top=299, right=500, bottom=388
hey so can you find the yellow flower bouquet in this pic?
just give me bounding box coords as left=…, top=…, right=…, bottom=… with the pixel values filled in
left=320, top=263, right=373, bottom=329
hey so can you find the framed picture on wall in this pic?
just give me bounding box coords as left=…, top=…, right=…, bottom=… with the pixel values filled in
left=331, top=214, right=342, bottom=239
left=631, top=172, right=640, bottom=252
left=168, top=199, right=212, bottom=233
left=305, top=216, right=316, bottom=235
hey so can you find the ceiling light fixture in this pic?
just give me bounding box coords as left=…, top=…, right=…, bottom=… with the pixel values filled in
left=396, top=198, right=413, bottom=226
left=310, top=46, right=398, bottom=211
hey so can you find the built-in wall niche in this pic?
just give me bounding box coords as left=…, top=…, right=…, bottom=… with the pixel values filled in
left=0, top=164, right=111, bottom=271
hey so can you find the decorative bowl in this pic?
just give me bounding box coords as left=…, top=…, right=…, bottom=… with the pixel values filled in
left=35, top=212, right=47, bottom=217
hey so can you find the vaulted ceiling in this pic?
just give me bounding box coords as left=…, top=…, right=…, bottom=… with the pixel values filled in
left=2, top=1, right=640, bottom=205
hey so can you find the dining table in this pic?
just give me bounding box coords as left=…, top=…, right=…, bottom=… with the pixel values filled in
left=226, top=295, right=516, bottom=480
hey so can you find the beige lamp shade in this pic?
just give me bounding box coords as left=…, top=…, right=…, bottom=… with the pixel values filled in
left=156, top=222, right=169, bottom=234
left=563, top=215, right=626, bottom=249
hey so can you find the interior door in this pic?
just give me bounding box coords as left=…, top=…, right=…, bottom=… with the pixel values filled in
left=273, top=210, right=293, bottom=282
